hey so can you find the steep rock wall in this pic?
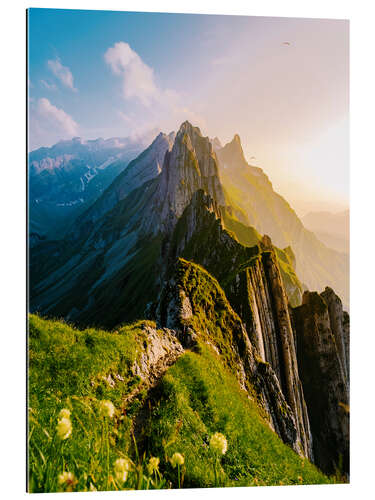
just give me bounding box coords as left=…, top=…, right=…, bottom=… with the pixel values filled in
left=292, top=289, right=350, bottom=475
left=226, top=238, right=312, bottom=459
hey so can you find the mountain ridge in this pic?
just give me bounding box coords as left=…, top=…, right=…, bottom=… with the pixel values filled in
left=215, top=134, right=349, bottom=310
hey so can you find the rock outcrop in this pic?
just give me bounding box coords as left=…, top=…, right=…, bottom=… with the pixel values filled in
left=131, top=324, right=184, bottom=382
left=292, top=289, right=350, bottom=475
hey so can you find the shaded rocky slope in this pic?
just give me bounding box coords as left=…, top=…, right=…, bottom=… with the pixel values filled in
left=70, top=132, right=175, bottom=241
left=292, top=288, right=349, bottom=474
left=166, top=190, right=303, bottom=307
left=216, top=135, right=349, bottom=310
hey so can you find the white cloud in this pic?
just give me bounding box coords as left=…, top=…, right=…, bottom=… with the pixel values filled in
left=117, top=110, right=131, bottom=123
left=37, top=98, right=78, bottom=135
left=104, top=42, right=158, bottom=106
left=47, top=57, right=77, bottom=91
left=40, top=79, right=57, bottom=91
left=29, top=98, right=79, bottom=150
left=105, top=41, right=206, bottom=135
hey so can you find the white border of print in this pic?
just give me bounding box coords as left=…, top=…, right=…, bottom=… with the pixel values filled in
left=0, top=0, right=374, bottom=499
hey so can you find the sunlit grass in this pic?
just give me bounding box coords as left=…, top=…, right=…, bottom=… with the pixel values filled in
left=28, top=314, right=340, bottom=492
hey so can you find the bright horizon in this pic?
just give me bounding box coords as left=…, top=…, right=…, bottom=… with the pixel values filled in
left=28, top=8, right=349, bottom=216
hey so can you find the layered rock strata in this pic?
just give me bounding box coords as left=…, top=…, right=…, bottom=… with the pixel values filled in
left=292, top=289, right=350, bottom=474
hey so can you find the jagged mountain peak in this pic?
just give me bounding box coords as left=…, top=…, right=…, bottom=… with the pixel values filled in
left=218, top=133, right=247, bottom=168
left=150, top=130, right=175, bottom=150
left=178, top=120, right=202, bottom=137
left=167, top=130, right=176, bottom=143
left=211, top=136, right=222, bottom=151
left=174, top=121, right=216, bottom=158
left=151, top=121, right=225, bottom=233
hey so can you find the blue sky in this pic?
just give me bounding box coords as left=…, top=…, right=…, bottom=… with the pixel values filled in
left=28, top=8, right=349, bottom=214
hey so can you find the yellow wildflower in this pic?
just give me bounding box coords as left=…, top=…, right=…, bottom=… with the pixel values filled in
left=58, top=408, right=71, bottom=419
left=147, top=456, right=160, bottom=475
left=99, top=400, right=115, bottom=418
left=170, top=452, right=184, bottom=468
left=209, top=432, right=227, bottom=455
left=58, top=471, right=75, bottom=485
left=58, top=471, right=77, bottom=490
left=114, top=457, right=131, bottom=482
left=56, top=417, right=72, bottom=440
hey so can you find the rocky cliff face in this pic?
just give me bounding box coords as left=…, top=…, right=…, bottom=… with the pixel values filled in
left=292, top=289, right=350, bottom=474
left=160, top=196, right=351, bottom=469
left=248, top=239, right=312, bottom=459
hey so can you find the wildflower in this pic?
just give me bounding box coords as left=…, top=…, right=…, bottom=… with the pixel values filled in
left=56, top=417, right=72, bottom=440
left=114, top=457, right=131, bottom=482
left=59, top=408, right=71, bottom=419
left=99, top=400, right=115, bottom=418
left=58, top=471, right=77, bottom=490
left=147, top=456, right=160, bottom=475
left=58, top=471, right=75, bottom=485
left=170, top=452, right=184, bottom=468
left=209, top=432, right=227, bottom=455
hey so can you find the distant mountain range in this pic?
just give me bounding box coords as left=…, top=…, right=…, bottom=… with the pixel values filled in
left=302, top=210, right=349, bottom=254
left=28, top=136, right=147, bottom=241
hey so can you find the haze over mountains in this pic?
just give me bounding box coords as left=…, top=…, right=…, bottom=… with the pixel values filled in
left=214, top=135, right=349, bottom=309
left=302, top=210, right=349, bottom=254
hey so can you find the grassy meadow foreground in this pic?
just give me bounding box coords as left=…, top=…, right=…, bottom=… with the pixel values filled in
left=28, top=314, right=336, bottom=493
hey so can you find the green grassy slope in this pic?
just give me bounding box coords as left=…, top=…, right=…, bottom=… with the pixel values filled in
left=28, top=314, right=150, bottom=492
left=143, top=345, right=332, bottom=487
left=28, top=312, right=335, bottom=492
